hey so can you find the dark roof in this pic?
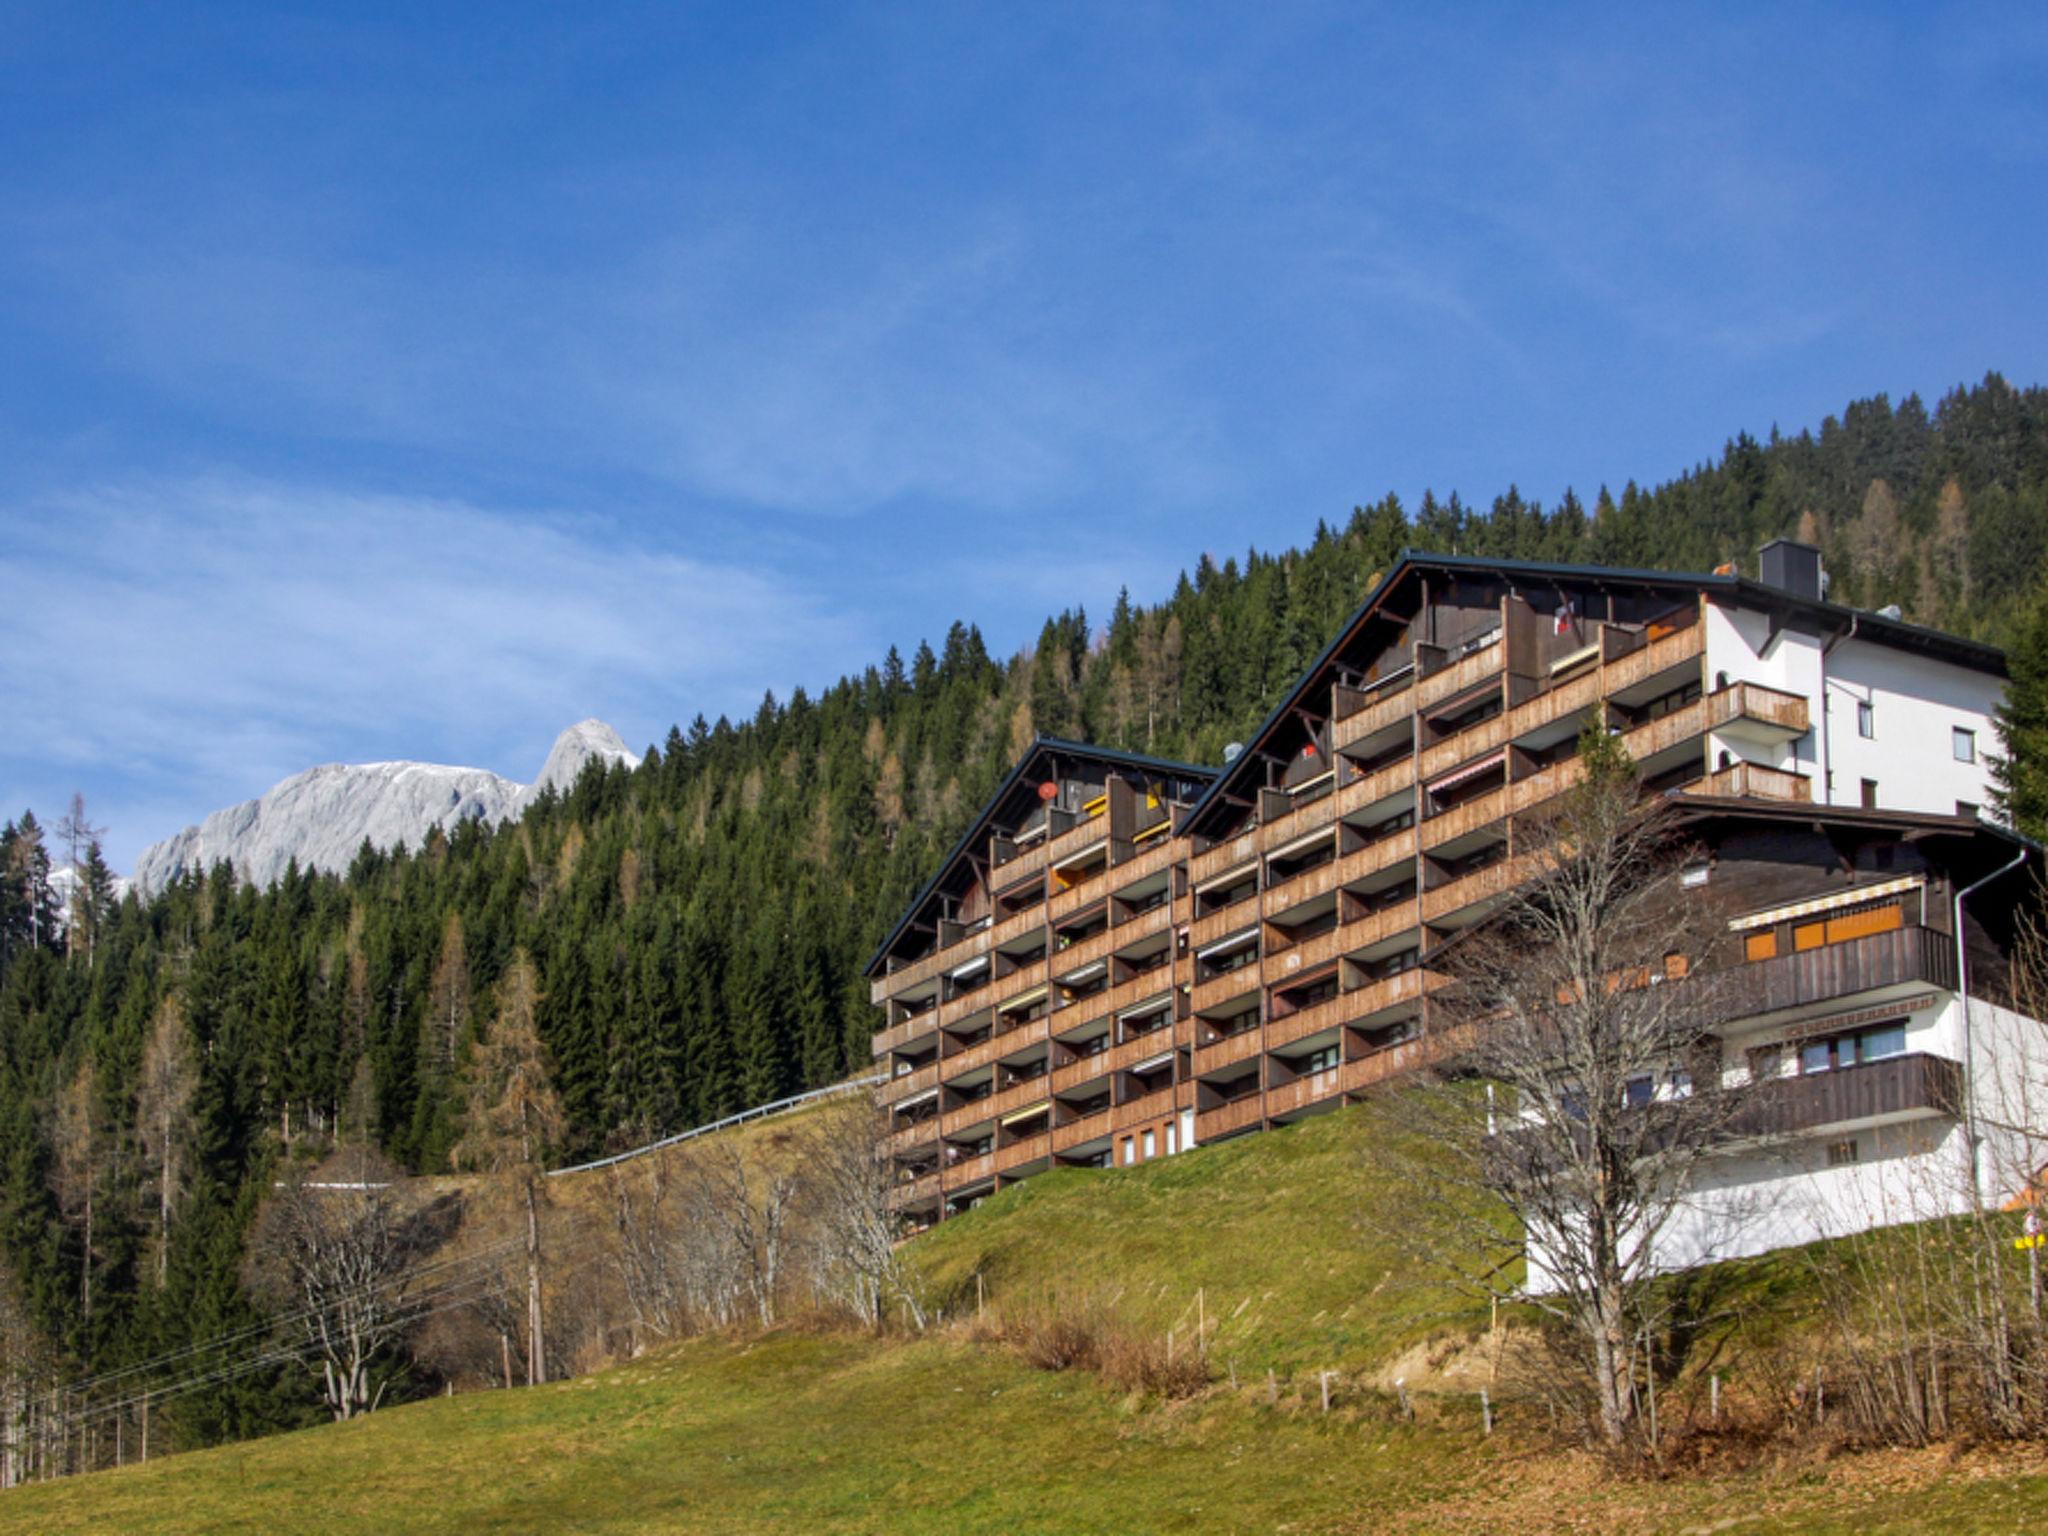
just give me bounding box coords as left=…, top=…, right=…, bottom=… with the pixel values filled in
left=1184, top=549, right=2009, bottom=835
left=861, top=737, right=1215, bottom=978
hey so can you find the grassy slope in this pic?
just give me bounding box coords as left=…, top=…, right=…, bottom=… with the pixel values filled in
left=11, top=1109, right=2048, bottom=1535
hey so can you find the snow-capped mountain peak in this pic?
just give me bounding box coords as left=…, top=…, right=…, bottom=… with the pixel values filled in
left=129, top=721, right=645, bottom=894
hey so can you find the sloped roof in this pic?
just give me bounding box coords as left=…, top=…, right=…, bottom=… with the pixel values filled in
left=862, top=737, right=1214, bottom=978
left=1183, top=549, right=2008, bottom=836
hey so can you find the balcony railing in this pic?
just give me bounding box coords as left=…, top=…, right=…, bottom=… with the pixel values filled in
left=1683, top=762, right=1812, bottom=803
left=1716, top=924, right=1956, bottom=1024
left=1196, top=1092, right=1266, bottom=1139
left=1729, top=1052, right=1961, bottom=1138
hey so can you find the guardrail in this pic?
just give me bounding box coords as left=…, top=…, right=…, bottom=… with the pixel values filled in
left=546, top=1073, right=886, bottom=1178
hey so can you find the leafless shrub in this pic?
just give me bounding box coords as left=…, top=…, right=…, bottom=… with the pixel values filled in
left=245, top=1147, right=459, bottom=1419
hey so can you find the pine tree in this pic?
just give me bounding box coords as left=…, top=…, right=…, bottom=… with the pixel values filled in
left=1992, top=578, right=2048, bottom=839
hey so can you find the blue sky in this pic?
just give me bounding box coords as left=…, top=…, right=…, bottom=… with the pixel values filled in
left=3, top=3, right=2045, bottom=870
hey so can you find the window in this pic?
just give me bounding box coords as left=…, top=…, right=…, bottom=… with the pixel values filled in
left=1141, top=1129, right=1156, bottom=1159
left=1625, top=1075, right=1656, bottom=1108
left=1827, top=1139, right=1860, bottom=1168
left=1797, top=1021, right=1909, bottom=1074
left=1860, top=778, right=1879, bottom=809
left=1857, top=699, right=1875, bottom=739
left=1165, top=1122, right=1177, bottom=1155
left=1953, top=727, right=1976, bottom=764
left=1669, top=1069, right=1693, bottom=1099
left=1959, top=800, right=1980, bottom=819
left=1301, top=1044, right=1340, bottom=1076
left=1121, top=1136, right=1135, bottom=1166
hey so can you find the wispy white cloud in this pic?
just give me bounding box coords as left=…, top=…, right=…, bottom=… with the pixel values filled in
left=0, top=476, right=871, bottom=867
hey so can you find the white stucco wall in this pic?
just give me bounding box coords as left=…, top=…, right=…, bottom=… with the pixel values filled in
left=1702, top=599, right=2001, bottom=818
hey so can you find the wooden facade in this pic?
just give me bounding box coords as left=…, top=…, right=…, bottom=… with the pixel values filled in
left=865, top=556, right=2014, bottom=1228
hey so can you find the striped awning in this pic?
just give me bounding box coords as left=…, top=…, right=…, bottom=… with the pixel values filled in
left=1000, top=1101, right=1049, bottom=1126
left=1267, top=823, right=1338, bottom=862
left=1130, top=1051, right=1174, bottom=1074
left=1429, top=750, right=1505, bottom=796
left=893, top=1088, right=938, bottom=1111
left=998, top=985, right=1048, bottom=1012
left=1728, top=875, right=1925, bottom=932
left=1197, top=929, right=1259, bottom=961
left=1059, top=960, right=1106, bottom=985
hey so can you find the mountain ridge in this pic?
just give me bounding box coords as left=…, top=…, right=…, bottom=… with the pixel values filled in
left=129, top=718, right=641, bottom=894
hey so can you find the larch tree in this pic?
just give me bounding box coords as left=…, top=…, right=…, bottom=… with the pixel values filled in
left=52, top=1058, right=105, bottom=1320
left=136, top=997, right=198, bottom=1286
left=454, top=952, right=563, bottom=1386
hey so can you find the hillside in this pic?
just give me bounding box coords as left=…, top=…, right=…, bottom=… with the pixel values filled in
left=3, top=375, right=2048, bottom=1454
left=10, top=1108, right=2048, bottom=1535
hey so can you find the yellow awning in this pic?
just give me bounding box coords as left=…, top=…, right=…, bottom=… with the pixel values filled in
left=1728, top=875, right=1924, bottom=932
left=1000, top=1101, right=1049, bottom=1126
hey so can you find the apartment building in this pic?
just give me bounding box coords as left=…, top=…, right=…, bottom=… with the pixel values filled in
left=866, top=544, right=2035, bottom=1241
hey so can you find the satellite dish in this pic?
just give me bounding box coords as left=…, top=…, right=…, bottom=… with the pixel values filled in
left=1222, top=742, right=1244, bottom=764
left=1037, top=781, right=1058, bottom=801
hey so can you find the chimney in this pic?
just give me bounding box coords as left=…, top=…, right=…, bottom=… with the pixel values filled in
left=1757, top=538, right=1823, bottom=602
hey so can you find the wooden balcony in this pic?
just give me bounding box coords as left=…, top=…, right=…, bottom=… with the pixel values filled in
left=870, top=1009, right=943, bottom=1060
left=986, top=895, right=1052, bottom=952
left=876, top=1060, right=940, bottom=1104
left=939, top=1014, right=1046, bottom=1078
left=1421, top=851, right=1536, bottom=924
left=990, top=833, right=1053, bottom=889
left=1705, top=681, right=1808, bottom=740
left=1714, top=924, right=1956, bottom=1026
left=1048, top=874, right=1112, bottom=927
left=1263, top=922, right=1351, bottom=986
left=1191, top=830, right=1261, bottom=887
left=1338, top=1036, right=1429, bottom=1095
left=936, top=984, right=998, bottom=1030
left=1264, top=991, right=1349, bottom=1052
left=1048, top=924, right=1127, bottom=985
left=1043, top=811, right=1112, bottom=875
left=943, top=1150, right=996, bottom=1187
left=1502, top=668, right=1603, bottom=746
left=1729, top=1052, right=1961, bottom=1138
left=1416, top=638, right=1505, bottom=712
left=1057, top=969, right=1174, bottom=1030
left=1261, top=845, right=1354, bottom=913
left=1265, top=1067, right=1343, bottom=1118
left=976, top=1077, right=1052, bottom=1125
left=884, top=1119, right=939, bottom=1158
left=1048, top=1026, right=1175, bottom=1095
left=1418, top=708, right=1516, bottom=786
left=1684, top=762, right=1812, bottom=802
left=1050, top=1106, right=1113, bottom=1152
left=993, top=1132, right=1052, bottom=1178
left=1256, top=755, right=1413, bottom=856
left=1111, top=1087, right=1175, bottom=1132
left=1421, top=780, right=1510, bottom=852
left=1191, top=1026, right=1264, bottom=1077
left=1601, top=619, right=1705, bottom=694
left=886, top=1171, right=941, bottom=1211
left=1196, top=1092, right=1266, bottom=1139
left=1191, top=896, right=1259, bottom=951
left=1332, top=677, right=1418, bottom=755
left=1190, top=965, right=1261, bottom=1016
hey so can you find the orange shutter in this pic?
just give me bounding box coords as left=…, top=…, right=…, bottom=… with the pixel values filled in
left=1825, top=900, right=1903, bottom=944
left=1793, top=922, right=1827, bottom=952
left=1745, top=931, right=1779, bottom=962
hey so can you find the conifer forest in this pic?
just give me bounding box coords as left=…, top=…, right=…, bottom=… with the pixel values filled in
left=4, top=375, right=2048, bottom=1446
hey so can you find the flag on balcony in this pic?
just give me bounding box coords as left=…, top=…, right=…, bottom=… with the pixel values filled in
left=1553, top=596, right=1578, bottom=636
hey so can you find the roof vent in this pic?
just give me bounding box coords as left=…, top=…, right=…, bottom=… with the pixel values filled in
left=1876, top=604, right=1903, bottom=622
left=1758, top=538, right=1823, bottom=601
left=1222, top=742, right=1244, bottom=764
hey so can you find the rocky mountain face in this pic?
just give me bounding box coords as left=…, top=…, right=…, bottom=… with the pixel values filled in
left=130, top=719, right=640, bottom=894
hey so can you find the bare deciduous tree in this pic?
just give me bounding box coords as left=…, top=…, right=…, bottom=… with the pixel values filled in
left=247, top=1149, right=453, bottom=1420
left=798, top=1098, right=926, bottom=1329
left=1373, top=724, right=1742, bottom=1450
left=678, top=1142, right=799, bottom=1330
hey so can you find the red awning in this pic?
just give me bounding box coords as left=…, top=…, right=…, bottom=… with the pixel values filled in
left=1428, top=750, right=1505, bottom=795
